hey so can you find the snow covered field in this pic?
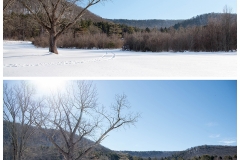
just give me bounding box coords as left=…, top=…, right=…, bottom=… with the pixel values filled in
left=3, top=41, right=237, bottom=78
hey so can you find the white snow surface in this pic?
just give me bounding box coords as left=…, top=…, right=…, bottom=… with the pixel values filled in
left=3, top=41, right=237, bottom=78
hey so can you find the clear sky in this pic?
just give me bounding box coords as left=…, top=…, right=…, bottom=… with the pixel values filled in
left=94, top=80, right=237, bottom=151
left=3, top=80, right=237, bottom=151
left=88, top=0, right=237, bottom=19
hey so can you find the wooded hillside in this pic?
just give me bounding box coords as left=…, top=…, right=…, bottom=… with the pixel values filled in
left=4, top=120, right=237, bottom=160
left=107, top=19, right=184, bottom=29
left=173, top=13, right=237, bottom=29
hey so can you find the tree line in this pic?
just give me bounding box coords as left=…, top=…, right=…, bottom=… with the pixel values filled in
left=123, top=8, right=236, bottom=52
left=32, top=20, right=141, bottom=49
left=4, top=12, right=141, bottom=49
left=108, top=19, right=184, bottom=29
left=3, top=13, right=140, bottom=41
left=123, top=154, right=237, bottom=160
left=3, top=81, right=139, bottom=160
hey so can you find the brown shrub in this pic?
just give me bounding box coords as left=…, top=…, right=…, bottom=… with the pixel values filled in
left=32, top=34, right=49, bottom=48
left=33, top=33, right=123, bottom=49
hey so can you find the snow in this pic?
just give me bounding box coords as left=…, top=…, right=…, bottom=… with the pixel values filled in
left=3, top=41, right=237, bottom=78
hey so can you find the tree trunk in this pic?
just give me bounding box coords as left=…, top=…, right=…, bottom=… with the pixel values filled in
left=49, top=28, right=58, bottom=54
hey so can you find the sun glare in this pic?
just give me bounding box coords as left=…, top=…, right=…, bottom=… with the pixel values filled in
left=33, top=79, right=66, bottom=93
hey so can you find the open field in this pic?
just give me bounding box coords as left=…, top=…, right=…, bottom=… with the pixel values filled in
left=3, top=41, right=237, bottom=78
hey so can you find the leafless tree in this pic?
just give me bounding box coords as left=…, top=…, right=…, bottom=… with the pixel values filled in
left=19, top=0, right=107, bottom=54
left=3, top=81, right=41, bottom=160
left=221, top=5, right=233, bottom=51
left=34, top=81, right=139, bottom=160
left=203, top=18, right=219, bottom=51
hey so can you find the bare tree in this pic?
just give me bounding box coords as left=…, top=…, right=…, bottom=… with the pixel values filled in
left=221, top=5, right=233, bottom=51
left=3, top=81, right=40, bottom=160
left=34, top=81, right=139, bottom=160
left=19, top=0, right=107, bottom=54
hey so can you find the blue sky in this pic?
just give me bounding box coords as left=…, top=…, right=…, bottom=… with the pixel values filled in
left=3, top=80, right=237, bottom=151
left=94, top=80, right=237, bottom=151
left=88, top=0, right=237, bottom=19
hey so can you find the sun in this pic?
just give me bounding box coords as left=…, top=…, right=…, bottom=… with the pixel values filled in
left=33, top=79, right=66, bottom=93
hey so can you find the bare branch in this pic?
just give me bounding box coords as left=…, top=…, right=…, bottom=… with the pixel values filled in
left=19, top=0, right=51, bottom=30
left=3, top=81, right=39, bottom=160
left=33, top=81, right=138, bottom=160
left=3, top=0, right=15, bottom=11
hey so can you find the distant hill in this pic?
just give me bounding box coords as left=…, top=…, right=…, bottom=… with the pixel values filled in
left=173, top=13, right=237, bottom=29
left=3, top=121, right=116, bottom=160
left=107, top=19, right=184, bottom=29
left=3, top=0, right=106, bottom=22
left=107, top=13, right=237, bottom=29
left=172, top=145, right=237, bottom=159
left=3, top=121, right=237, bottom=159
left=119, top=151, right=178, bottom=159
left=76, top=7, right=106, bottom=22
left=122, top=145, right=237, bottom=159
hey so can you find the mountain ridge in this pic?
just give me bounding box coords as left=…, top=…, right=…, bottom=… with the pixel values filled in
left=3, top=121, right=237, bottom=159
left=120, top=145, right=237, bottom=159
left=107, top=13, right=237, bottom=29
left=107, top=19, right=184, bottom=29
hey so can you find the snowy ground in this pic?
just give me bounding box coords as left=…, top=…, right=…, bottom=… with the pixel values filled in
left=3, top=41, right=237, bottom=78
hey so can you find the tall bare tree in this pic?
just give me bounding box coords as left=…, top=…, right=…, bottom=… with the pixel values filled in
left=221, top=5, right=233, bottom=51
left=34, top=81, right=139, bottom=160
left=19, top=0, right=107, bottom=54
left=3, top=81, right=40, bottom=160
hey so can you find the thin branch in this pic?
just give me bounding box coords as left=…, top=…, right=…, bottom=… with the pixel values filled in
left=3, top=0, right=15, bottom=11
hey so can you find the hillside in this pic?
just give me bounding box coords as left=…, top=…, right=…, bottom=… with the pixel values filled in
left=122, top=145, right=237, bottom=159
left=119, top=151, right=178, bottom=159
left=4, top=121, right=237, bottom=160
left=3, top=121, right=120, bottom=160
left=3, top=0, right=105, bottom=22
left=107, top=19, right=184, bottom=29
left=172, top=145, right=237, bottom=159
left=3, top=0, right=139, bottom=42
left=108, top=13, right=237, bottom=29
left=173, top=13, right=237, bottom=29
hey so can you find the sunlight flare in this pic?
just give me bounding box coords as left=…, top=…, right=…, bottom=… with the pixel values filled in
left=33, top=79, right=66, bottom=93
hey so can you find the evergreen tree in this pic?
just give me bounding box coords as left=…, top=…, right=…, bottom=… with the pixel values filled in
left=145, top=27, right=151, bottom=32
